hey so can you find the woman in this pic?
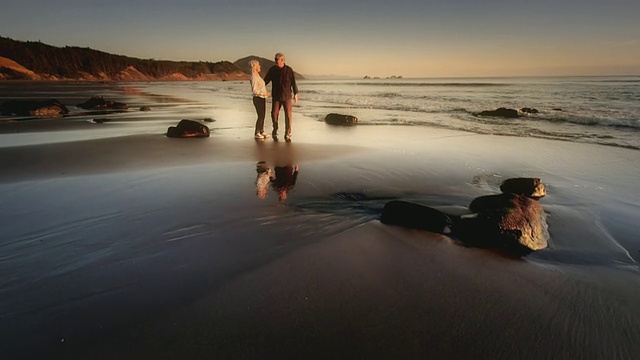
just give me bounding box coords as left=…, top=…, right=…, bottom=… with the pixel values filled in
left=249, top=59, right=271, bottom=139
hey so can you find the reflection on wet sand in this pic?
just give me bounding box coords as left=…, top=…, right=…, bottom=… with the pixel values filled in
left=271, top=164, right=299, bottom=201
left=255, top=161, right=272, bottom=199
left=255, top=161, right=299, bottom=201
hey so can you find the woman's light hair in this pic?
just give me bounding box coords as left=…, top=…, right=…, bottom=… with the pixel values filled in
left=248, top=59, right=260, bottom=71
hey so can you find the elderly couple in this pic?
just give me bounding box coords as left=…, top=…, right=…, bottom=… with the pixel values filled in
left=249, top=52, right=299, bottom=141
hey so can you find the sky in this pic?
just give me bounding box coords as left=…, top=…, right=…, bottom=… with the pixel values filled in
left=1, top=0, right=639, bottom=78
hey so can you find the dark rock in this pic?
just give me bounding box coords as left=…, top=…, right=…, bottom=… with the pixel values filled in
left=520, top=107, right=539, bottom=114
left=166, top=119, right=210, bottom=138
left=139, top=106, right=152, bottom=111
left=500, top=178, right=546, bottom=199
left=92, top=118, right=110, bottom=124
left=325, top=113, right=358, bottom=125
left=457, top=193, right=548, bottom=254
left=77, top=96, right=128, bottom=110
left=477, top=107, right=519, bottom=118
left=380, top=200, right=452, bottom=234
left=0, top=99, right=68, bottom=116
left=552, top=108, right=563, bottom=111
left=203, top=118, right=215, bottom=123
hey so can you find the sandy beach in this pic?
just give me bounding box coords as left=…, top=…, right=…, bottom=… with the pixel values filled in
left=1, top=81, right=640, bottom=359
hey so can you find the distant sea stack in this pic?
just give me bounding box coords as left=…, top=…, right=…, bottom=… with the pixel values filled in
left=363, top=75, right=402, bottom=79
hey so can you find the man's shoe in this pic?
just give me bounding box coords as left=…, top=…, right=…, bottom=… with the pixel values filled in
left=284, top=134, right=292, bottom=141
left=260, top=132, right=271, bottom=139
left=254, top=133, right=265, bottom=139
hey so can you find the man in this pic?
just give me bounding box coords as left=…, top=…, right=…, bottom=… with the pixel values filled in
left=264, top=52, right=299, bottom=141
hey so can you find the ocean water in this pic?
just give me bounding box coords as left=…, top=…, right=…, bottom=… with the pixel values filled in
left=2, top=77, right=639, bottom=149
left=205, top=76, right=640, bottom=150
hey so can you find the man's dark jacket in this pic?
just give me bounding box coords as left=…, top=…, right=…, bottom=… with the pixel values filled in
left=264, top=65, right=298, bottom=102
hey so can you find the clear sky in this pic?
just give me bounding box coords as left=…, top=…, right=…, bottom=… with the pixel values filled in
left=1, top=0, right=639, bottom=77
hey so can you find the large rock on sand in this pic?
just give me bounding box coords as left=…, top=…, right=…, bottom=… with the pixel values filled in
left=325, top=113, right=358, bottom=125
left=0, top=99, right=69, bottom=116
left=457, top=193, right=549, bottom=254
left=500, top=177, right=546, bottom=199
left=166, top=119, right=210, bottom=138
left=77, top=96, right=128, bottom=110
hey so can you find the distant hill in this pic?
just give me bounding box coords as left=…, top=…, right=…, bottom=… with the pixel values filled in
left=234, top=55, right=305, bottom=80
left=0, top=36, right=248, bottom=81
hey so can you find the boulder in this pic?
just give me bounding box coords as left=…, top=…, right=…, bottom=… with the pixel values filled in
left=325, top=113, right=358, bottom=125
left=166, top=119, right=210, bottom=138
left=500, top=178, right=546, bottom=199
left=0, top=99, right=68, bottom=116
left=477, top=107, right=519, bottom=118
left=457, top=193, right=549, bottom=254
left=380, top=200, right=452, bottom=234
left=77, top=96, right=128, bottom=110
left=140, top=106, right=152, bottom=111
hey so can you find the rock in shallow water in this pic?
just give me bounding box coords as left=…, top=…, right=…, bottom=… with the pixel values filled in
left=380, top=200, right=452, bottom=234
left=459, top=193, right=549, bottom=254
left=477, top=107, right=519, bottom=118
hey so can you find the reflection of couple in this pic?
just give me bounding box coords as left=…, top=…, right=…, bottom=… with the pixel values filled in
left=255, top=162, right=299, bottom=201
left=250, top=52, right=299, bottom=141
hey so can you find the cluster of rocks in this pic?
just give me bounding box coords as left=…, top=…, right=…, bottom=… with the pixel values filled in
left=380, top=177, right=549, bottom=255
left=0, top=96, right=151, bottom=118
left=166, top=119, right=210, bottom=138
left=324, top=108, right=547, bottom=122
left=76, top=96, right=128, bottom=110
left=0, top=95, right=214, bottom=139
left=324, top=113, right=358, bottom=125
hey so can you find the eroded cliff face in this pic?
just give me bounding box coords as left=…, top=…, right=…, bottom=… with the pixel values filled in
left=0, top=56, right=249, bottom=81
left=0, top=56, right=41, bottom=80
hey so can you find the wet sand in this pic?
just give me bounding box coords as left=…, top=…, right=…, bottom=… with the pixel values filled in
left=1, top=84, right=640, bottom=359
